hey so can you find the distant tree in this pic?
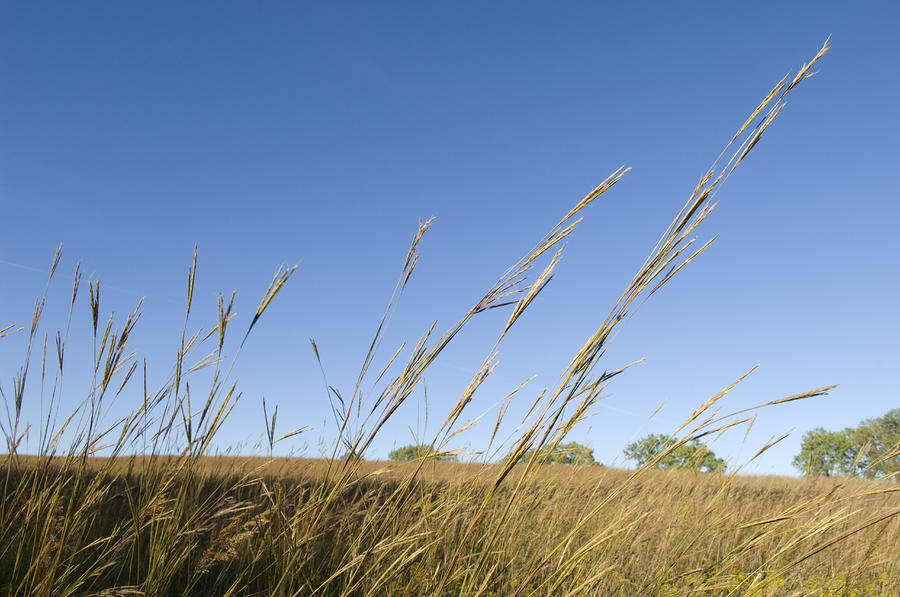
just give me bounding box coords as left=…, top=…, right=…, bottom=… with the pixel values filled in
left=794, top=409, right=900, bottom=479
left=518, top=441, right=599, bottom=466
left=623, top=434, right=726, bottom=473
left=854, top=408, right=900, bottom=479
left=792, top=428, right=855, bottom=477
left=388, top=444, right=458, bottom=462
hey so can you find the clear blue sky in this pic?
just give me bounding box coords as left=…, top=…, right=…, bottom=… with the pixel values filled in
left=2, top=2, right=897, bottom=475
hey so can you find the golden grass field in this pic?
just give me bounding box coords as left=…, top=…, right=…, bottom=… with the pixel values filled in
left=4, top=40, right=899, bottom=596
left=3, top=455, right=898, bottom=595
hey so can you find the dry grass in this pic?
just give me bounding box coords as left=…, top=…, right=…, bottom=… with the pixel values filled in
left=3, top=456, right=898, bottom=595
left=4, top=39, right=898, bottom=596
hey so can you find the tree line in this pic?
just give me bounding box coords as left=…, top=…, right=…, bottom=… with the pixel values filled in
left=387, top=408, right=898, bottom=480
left=387, top=435, right=723, bottom=471
left=792, top=408, right=899, bottom=479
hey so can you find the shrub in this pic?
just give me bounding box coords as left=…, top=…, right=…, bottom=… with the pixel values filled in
left=388, top=444, right=458, bottom=462
left=517, top=441, right=599, bottom=465
left=624, top=433, right=726, bottom=473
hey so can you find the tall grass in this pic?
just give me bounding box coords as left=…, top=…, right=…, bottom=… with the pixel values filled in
left=3, top=39, right=898, bottom=596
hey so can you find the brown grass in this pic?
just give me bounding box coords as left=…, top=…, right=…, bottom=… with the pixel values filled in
left=5, top=39, right=898, bottom=596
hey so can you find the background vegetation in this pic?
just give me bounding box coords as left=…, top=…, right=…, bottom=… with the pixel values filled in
left=388, top=444, right=459, bottom=462
left=624, top=434, right=726, bottom=473
left=517, top=441, right=598, bottom=466
left=794, top=408, right=900, bottom=479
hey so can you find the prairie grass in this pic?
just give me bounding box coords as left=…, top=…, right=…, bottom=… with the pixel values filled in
left=4, top=39, right=899, bottom=596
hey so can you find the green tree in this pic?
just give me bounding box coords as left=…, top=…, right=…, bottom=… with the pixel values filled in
left=623, top=434, right=726, bottom=473
left=794, top=409, right=900, bottom=479
left=854, top=408, right=900, bottom=479
left=518, top=441, right=599, bottom=466
left=388, top=444, right=458, bottom=462
left=792, top=428, right=855, bottom=477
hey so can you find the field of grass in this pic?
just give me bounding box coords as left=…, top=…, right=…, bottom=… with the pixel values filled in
left=2, top=456, right=898, bottom=595
left=4, top=40, right=899, bottom=596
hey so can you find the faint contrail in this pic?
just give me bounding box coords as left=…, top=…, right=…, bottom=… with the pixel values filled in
left=1, top=258, right=181, bottom=305
left=0, top=258, right=45, bottom=273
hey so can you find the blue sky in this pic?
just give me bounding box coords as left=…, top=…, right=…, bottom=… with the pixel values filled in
left=1, top=2, right=898, bottom=475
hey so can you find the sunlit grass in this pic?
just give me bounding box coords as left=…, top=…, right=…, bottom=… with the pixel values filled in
left=4, top=39, right=898, bottom=596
